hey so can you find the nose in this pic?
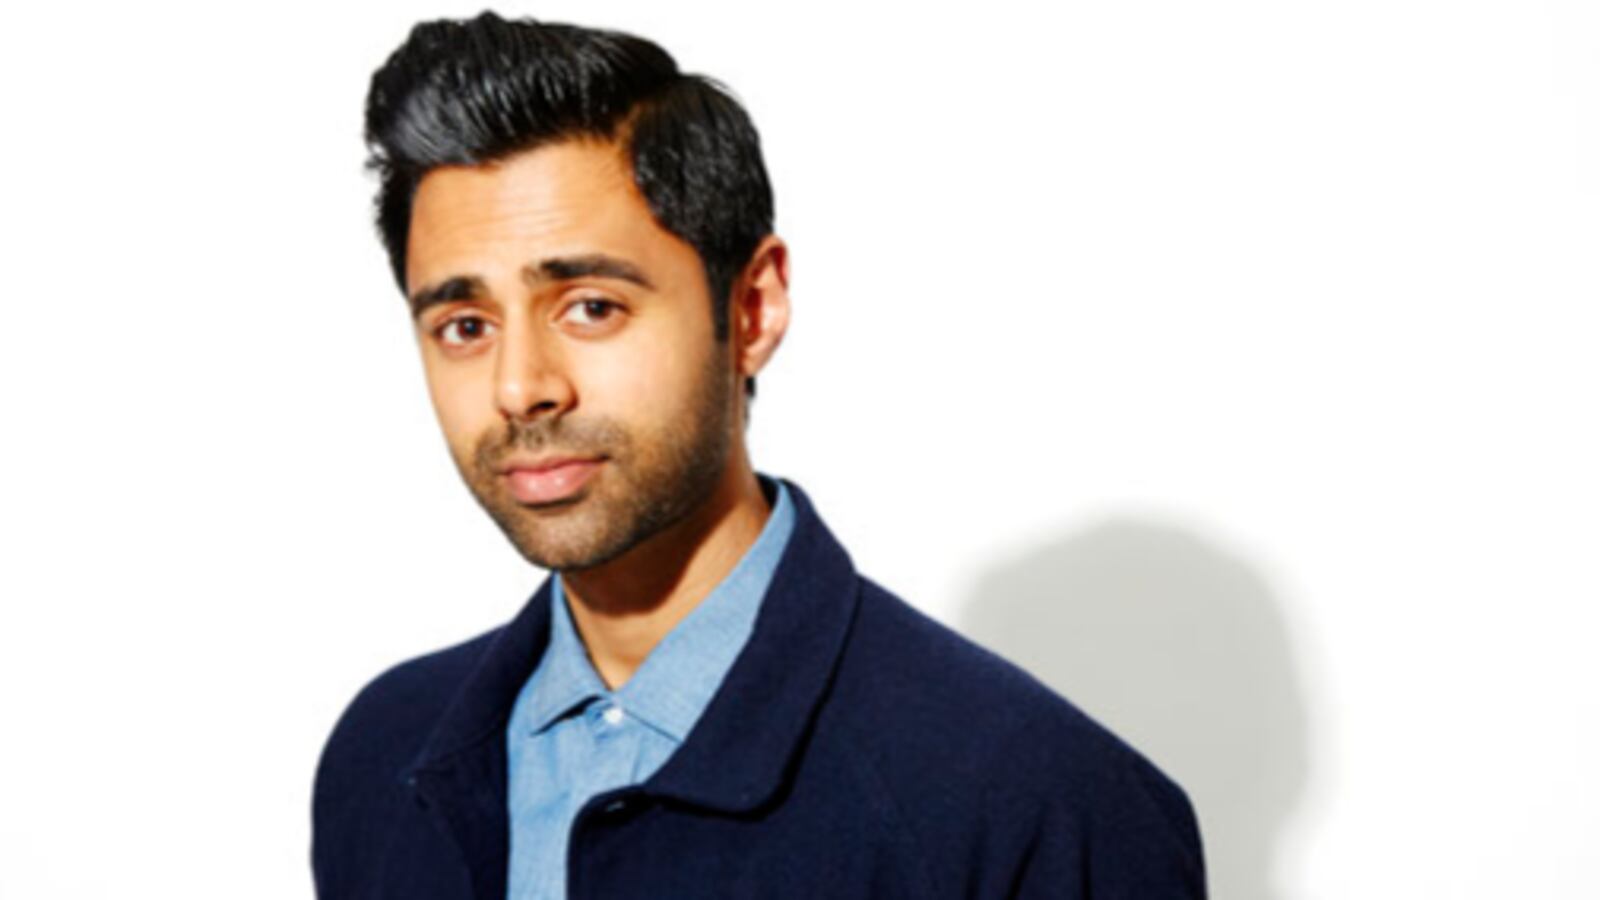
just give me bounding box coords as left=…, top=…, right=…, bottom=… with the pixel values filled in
left=493, top=315, right=575, bottom=422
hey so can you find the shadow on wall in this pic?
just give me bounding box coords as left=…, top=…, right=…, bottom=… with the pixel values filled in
left=957, top=518, right=1311, bottom=900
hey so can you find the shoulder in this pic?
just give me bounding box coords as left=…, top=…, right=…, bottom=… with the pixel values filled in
left=312, top=627, right=500, bottom=815
left=835, top=575, right=1135, bottom=771
left=826, top=576, right=1205, bottom=893
left=310, top=629, right=501, bottom=895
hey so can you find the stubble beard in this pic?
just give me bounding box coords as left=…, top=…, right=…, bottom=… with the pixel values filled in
left=451, top=346, right=736, bottom=573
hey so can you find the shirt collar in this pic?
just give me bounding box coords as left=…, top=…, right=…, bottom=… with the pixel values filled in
left=516, top=580, right=607, bottom=734
left=515, top=477, right=797, bottom=743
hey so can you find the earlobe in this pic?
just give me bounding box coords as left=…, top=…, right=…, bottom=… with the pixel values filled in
left=735, top=235, right=792, bottom=381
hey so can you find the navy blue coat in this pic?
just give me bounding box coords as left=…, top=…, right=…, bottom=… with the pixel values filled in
left=312, top=479, right=1206, bottom=898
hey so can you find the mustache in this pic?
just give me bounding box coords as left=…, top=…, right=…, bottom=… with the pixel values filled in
left=473, top=416, right=629, bottom=471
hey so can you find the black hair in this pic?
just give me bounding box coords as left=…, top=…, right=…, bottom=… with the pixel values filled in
left=364, top=12, right=774, bottom=400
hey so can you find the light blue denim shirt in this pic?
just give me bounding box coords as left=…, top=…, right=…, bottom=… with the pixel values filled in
left=504, top=477, right=795, bottom=900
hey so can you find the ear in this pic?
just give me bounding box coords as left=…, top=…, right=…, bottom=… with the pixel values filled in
left=731, top=235, right=791, bottom=381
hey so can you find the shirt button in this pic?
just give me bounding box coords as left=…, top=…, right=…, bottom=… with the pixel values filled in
left=601, top=705, right=625, bottom=726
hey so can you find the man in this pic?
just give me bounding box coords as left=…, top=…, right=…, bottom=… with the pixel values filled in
left=312, top=12, right=1205, bottom=899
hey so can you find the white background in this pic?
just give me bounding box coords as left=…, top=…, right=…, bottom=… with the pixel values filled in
left=1, top=1, right=1595, bottom=897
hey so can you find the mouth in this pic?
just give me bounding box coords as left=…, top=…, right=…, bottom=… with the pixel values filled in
left=500, top=457, right=606, bottom=506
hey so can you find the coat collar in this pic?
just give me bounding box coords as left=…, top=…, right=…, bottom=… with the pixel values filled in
left=405, top=477, right=861, bottom=895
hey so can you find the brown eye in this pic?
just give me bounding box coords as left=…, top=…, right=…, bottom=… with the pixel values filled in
left=437, top=315, right=495, bottom=347
left=560, top=298, right=624, bottom=329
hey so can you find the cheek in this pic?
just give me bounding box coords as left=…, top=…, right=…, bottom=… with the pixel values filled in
left=575, top=328, right=709, bottom=424
left=422, top=357, right=495, bottom=461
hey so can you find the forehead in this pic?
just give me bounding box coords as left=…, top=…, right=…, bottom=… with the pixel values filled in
left=405, top=139, right=691, bottom=295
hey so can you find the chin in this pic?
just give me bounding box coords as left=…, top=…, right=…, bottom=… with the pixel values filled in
left=498, top=510, right=638, bottom=572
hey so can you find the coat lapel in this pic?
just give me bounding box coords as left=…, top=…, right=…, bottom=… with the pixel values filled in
left=406, top=579, right=554, bottom=899
left=644, top=478, right=862, bottom=812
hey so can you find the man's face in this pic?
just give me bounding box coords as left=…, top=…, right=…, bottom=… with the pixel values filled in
left=404, top=139, right=739, bottom=572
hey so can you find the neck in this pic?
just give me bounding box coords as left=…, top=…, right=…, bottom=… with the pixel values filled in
left=560, top=449, right=771, bottom=690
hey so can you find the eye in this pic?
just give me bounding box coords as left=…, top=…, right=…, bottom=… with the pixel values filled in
left=560, top=298, right=625, bottom=330
left=435, top=315, right=496, bottom=348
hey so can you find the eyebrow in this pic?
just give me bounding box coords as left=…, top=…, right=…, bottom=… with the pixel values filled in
left=528, top=254, right=655, bottom=291
left=407, top=253, right=656, bottom=320
left=407, top=276, right=484, bottom=320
